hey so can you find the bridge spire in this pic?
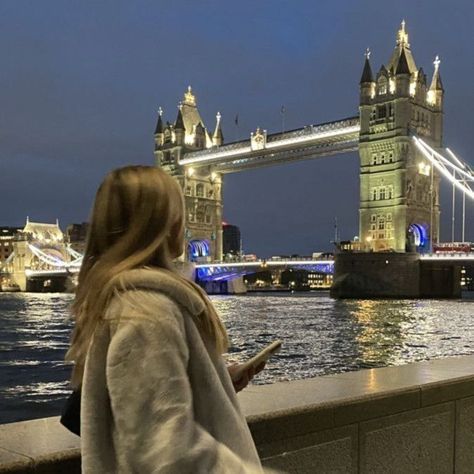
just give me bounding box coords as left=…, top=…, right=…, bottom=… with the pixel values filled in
left=427, top=55, right=444, bottom=107
left=154, top=107, right=164, bottom=135
left=174, top=103, right=185, bottom=131
left=213, top=111, right=224, bottom=146
left=396, top=19, right=410, bottom=48
left=429, top=55, right=444, bottom=91
left=360, top=48, right=374, bottom=84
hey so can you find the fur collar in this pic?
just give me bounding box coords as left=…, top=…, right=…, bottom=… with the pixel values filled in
left=111, top=267, right=205, bottom=316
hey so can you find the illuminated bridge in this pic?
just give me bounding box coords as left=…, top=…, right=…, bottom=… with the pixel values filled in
left=179, top=117, right=360, bottom=174
left=155, top=21, right=474, bottom=269
left=1, top=220, right=81, bottom=292
left=195, top=258, right=334, bottom=282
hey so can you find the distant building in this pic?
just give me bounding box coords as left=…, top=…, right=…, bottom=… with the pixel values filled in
left=307, top=271, right=333, bottom=289
left=280, top=269, right=310, bottom=290
left=0, top=227, right=22, bottom=264
left=222, top=223, right=241, bottom=260
left=66, top=222, right=89, bottom=254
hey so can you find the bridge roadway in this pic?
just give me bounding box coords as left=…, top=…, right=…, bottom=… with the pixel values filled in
left=195, top=258, right=335, bottom=282
left=420, top=253, right=474, bottom=263
left=180, top=116, right=360, bottom=173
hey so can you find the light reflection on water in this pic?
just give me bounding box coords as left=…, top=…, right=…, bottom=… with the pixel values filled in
left=1, top=291, right=474, bottom=424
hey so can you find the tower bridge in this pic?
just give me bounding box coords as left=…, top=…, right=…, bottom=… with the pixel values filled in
left=155, top=21, right=473, bottom=266
left=0, top=219, right=81, bottom=292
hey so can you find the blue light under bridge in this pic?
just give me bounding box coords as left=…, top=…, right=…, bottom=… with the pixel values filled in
left=196, top=259, right=334, bottom=282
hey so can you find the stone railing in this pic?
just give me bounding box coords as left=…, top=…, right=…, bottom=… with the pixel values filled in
left=1, top=355, right=473, bottom=473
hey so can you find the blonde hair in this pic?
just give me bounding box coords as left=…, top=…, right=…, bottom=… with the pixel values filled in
left=66, top=165, right=228, bottom=387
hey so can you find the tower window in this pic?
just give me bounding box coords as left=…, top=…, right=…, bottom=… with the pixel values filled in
left=379, top=187, right=386, bottom=200
left=196, top=183, right=204, bottom=197
left=377, top=105, right=387, bottom=119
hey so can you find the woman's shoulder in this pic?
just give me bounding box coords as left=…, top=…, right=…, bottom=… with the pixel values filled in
left=105, top=267, right=205, bottom=324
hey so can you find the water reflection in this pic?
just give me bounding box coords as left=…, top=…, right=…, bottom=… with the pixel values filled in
left=1, top=292, right=474, bottom=424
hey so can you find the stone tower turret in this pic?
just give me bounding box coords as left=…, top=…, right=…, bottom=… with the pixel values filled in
left=359, top=21, right=442, bottom=253
left=154, top=87, right=224, bottom=261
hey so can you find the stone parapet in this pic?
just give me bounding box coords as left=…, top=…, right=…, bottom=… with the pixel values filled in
left=1, top=356, right=474, bottom=473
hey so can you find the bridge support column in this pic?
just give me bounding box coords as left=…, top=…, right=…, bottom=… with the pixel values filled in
left=331, top=253, right=420, bottom=298
left=331, top=253, right=461, bottom=299
left=200, top=276, right=247, bottom=295
left=419, top=262, right=461, bottom=298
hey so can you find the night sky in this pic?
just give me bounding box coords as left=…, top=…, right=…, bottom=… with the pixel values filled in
left=1, top=1, right=473, bottom=257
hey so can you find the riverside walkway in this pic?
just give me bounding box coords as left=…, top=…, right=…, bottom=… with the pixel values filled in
left=1, top=355, right=474, bottom=473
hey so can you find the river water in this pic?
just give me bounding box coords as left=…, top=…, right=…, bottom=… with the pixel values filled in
left=1, top=292, right=474, bottom=424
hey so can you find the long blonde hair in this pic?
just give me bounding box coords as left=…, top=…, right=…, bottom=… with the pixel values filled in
left=66, top=165, right=228, bottom=387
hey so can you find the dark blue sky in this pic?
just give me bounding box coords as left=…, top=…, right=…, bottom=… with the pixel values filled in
left=1, top=1, right=473, bottom=256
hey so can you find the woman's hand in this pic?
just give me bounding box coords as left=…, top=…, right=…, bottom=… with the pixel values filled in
left=228, top=362, right=265, bottom=393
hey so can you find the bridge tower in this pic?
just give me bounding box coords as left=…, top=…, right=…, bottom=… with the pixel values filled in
left=9, top=219, right=69, bottom=291
left=359, top=21, right=443, bottom=252
left=154, top=87, right=224, bottom=261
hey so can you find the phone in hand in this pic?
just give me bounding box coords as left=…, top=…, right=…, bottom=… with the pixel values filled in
left=232, top=340, right=282, bottom=380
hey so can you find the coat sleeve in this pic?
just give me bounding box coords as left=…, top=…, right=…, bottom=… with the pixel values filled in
left=105, top=292, right=264, bottom=474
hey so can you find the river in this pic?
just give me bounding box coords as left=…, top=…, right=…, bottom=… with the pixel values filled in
left=1, top=292, right=474, bottom=424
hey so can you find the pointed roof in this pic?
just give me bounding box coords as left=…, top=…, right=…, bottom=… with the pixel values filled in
left=416, top=67, right=427, bottom=86
left=155, top=107, right=164, bottom=134
left=177, top=86, right=211, bottom=144
left=175, top=106, right=185, bottom=131
left=376, top=64, right=389, bottom=79
left=360, top=50, right=374, bottom=84
left=213, top=112, right=224, bottom=143
left=396, top=48, right=410, bottom=75
left=388, top=21, right=417, bottom=75
left=429, top=56, right=444, bottom=91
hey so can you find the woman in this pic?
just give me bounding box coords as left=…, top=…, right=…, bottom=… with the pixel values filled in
left=66, top=165, right=267, bottom=473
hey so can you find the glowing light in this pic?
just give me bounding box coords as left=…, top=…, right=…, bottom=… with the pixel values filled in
left=389, top=79, right=396, bottom=94
left=416, top=138, right=473, bottom=181
left=413, top=137, right=474, bottom=200
left=187, top=167, right=195, bottom=177
left=185, top=133, right=195, bottom=145
left=427, top=90, right=436, bottom=105
left=418, top=162, right=430, bottom=176
left=446, top=148, right=466, bottom=170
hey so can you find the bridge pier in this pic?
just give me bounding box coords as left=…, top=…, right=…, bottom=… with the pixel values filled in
left=199, top=276, right=247, bottom=295
left=331, top=252, right=461, bottom=299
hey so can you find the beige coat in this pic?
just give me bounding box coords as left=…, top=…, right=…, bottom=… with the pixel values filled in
left=81, top=268, right=265, bottom=473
